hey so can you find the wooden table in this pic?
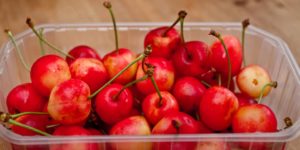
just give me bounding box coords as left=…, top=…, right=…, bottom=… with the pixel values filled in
left=0, top=0, right=300, bottom=149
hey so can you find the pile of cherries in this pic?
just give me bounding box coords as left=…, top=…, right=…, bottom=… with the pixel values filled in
left=1, top=1, right=290, bottom=150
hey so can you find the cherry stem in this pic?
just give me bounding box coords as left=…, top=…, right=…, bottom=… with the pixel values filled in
left=113, top=74, right=149, bottom=100
left=103, top=1, right=119, bottom=51
left=4, top=29, right=30, bottom=72
left=46, top=124, right=60, bottom=129
left=26, top=18, right=74, bottom=59
left=283, top=117, right=293, bottom=129
left=150, top=76, right=162, bottom=100
left=179, top=11, right=187, bottom=44
left=200, top=80, right=211, bottom=88
left=163, top=10, right=187, bottom=37
left=242, top=18, right=250, bottom=66
left=217, top=74, right=222, bottom=86
left=209, top=30, right=232, bottom=89
left=89, top=46, right=152, bottom=99
left=258, top=81, right=277, bottom=104
left=8, top=119, right=51, bottom=136
left=0, top=112, right=50, bottom=136
left=171, top=120, right=181, bottom=133
left=11, top=112, right=48, bottom=119
left=39, top=28, right=46, bottom=56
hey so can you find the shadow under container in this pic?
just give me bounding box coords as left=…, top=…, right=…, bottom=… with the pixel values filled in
left=0, top=22, right=300, bottom=150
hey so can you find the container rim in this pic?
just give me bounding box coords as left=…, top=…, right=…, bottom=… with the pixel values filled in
left=1, top=22, right=300, bottom=145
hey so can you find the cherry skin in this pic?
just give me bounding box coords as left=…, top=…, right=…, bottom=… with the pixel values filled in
left=196, top=139, right=230, bottom=150
left=142, top=91, right=179, bottom=125
left=172, top=41, right=209, bottom=77
left=152, top=111, right=201, bottom=150
left=208, top=35, right=243, bottom=77
left=232, top=104, right=277, bottom=150
left=232, top=104, right=277, bottom=133
left=136, top=57, right=175, bottom=96
left=172, top=76, right=206, bottom=113
left=95, top=83, right=133, bottom=125
left=66, top=45, right=101, bottom=65
left=48, top=79, right=91, bottom=125
left=144, top=26, right=180, bottom=58
left=69, top=58, right=109, bottom=93
left=102, top=48, right=138, bottom=84
left=50, top=125, right=98, bottom=150
left=235, top=92, right=257, bottom=107
left=199, top=86, right=239, bottom=131
left=11, top=114, right=49, bottom=136
left=30, top=54, right=71, bottom=97
left=236, top=64, right=273, bottom=99
left=6, top=83, right=47, bottom=114
left=109, top=116, right=152, bottom=150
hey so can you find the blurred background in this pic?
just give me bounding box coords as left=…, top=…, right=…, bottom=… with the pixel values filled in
left=0, top=0, right=300, bottom=149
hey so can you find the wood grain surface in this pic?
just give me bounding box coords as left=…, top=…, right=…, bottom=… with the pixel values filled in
left=0, top=0, right=300, bottom=149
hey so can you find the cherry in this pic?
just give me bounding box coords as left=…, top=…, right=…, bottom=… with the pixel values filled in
left=48, top=79, right=91, bottom=125
left=10, top=114, right=49, bottom=136
left=235, top=92, right=257, bottom=107
left=136, top=57, right=175, bottom=96
left=142, top=91, right=179, bottom=125
left=95, top=83, right=133, bottom=125
left=172, top=41, right=210, bottom=77
left=69, top=58, right=109, bottom=93
left=6, top=83, right=47, bottom=114
left=172, top=76, right=206, bottom=114
left=50, top=125, right=98, bottom=150
left=144, top=11, right=186, bottom=58
left=102, top=2, right=138, bottom=84
left=109, top=116, right=152, bottom=150
left=199, top=86, right=239, bottom=131
left=208, top=30, right=243, bottom=87
left=66, top=45, right=101, bottom=65
left=236, top=64, right=276, bottom=99
left=152, top=111, right=201, bottom=150
left=30, top=54, right=71, bottom=97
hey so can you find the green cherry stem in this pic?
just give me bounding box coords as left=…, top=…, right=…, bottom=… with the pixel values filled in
left=209, top=30, right=232, bottom=89
left=113, top=74, right=149, bottom=100
left=103, top=1, right=119, bottom=51
left=163, top=10, right=187, bottom=37
left=0, top=112, right=50, bottom=136
left=179, top=10, right=187, bottom=44
left=258, top=81, right=277, bottom=104
left=38, top=28, right=46, bottom=56
left=151, top=75, right=162, bottom=100
left=46, top=124, right=60, bottom=129
left=89, top=46, right=152, bottom=99
left=10, top=112, right=48, bottom=119
left=200, top=80, right=211, bottom=88
left=26, top=18, right=74, bottom=59
left=8, top=119, right=51, bottom=136
left=242, top=18, right=250, bottom=66
left=4, top=29, right=30, bottom=72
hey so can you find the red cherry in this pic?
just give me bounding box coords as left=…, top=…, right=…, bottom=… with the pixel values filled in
left=11, top=114, right=49, bottom=136
left=48, top=79, right=91, bottom=125
left=66, top=45, right=101, bottom=65
left=6, top=83, right=47, bottom=114
left=102, top=48, right=138, bottom=84
left=199, top=86, right=239, bottom=131
left=208, top=35, right=243, bottom=77
left=172, top=76, right=206, bottom=113
left=95, top=83, right=134, bottom=125
left=144, top=27, right=180, bottom=58
left=136, top=57, right=175, bottom=96
left=69, top=58, right=109, bottom=93
left=50, top=125, right=98, bottom=150
left=142, top=91, right=179, bottom=125
left=30, top=55, right=71, bottom=97
left=172, top=41, right=209, bottom=77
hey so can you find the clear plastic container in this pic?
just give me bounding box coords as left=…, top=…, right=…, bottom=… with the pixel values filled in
left=0, top=22, right=299, bottom=150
